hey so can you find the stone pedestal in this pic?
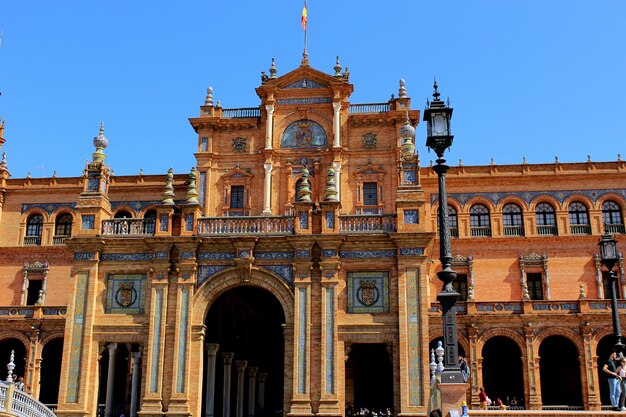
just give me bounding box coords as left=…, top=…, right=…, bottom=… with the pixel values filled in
left=438, top=382, right=469, bottom=417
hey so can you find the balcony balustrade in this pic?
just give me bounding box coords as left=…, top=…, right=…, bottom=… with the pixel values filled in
left=339, top=214, right=397, bottom=233
left=52, top=235, right=69, bottom=245
left=348, top=103, right=390, bottom=114
left=197, top=216, right=294, bottom=236
left=606, top=223, right=626, bottom=234
left=570, top=224, right=592, bottom=235
left=0, top=381, right=56, bottom=417
left=102, top=219, right=156, bottom=236
left=503, top=225, right=525, bottom=236
left=23, top=236, right=41, bottom=246
left=222, top=107, right=261, bottom=118
left=470, top=226, right=492, bottom=237
left=537, top=225, right=558, bottom=236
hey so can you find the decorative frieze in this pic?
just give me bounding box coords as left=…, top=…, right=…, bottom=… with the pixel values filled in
left=101, top=253, right=154, bottom=262
left=340, top=249, right=396, bottom=259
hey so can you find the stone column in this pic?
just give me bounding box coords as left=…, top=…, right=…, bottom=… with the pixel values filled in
left=265, top=104, right=275, bottom=150
left=235, top=360, right=248, bottom=417
left=204, top=344, right=220, bottom=417
left=130, top=352, right=141, bottom=417
left=523, top=325, right=540, bottom=409
left=262, top=163, right=273, bottom=215
left=257, top=372, right=267, bottom=411
left=104, top=343, right=118, bottom=417
left=247, top=367, right=258, bottom=417
left=222, top=352, right=235, bottom=417
left=332, top=162, right=341, bottom=202
left=332, top=102, right=341, bottom=148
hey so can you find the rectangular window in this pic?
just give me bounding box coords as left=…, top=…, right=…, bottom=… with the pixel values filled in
left=363, top=182, right=378, bottom=206
left=26, top=279, right=43, bottom=305
left=453, top=273, right=468, bottom=301
left=201, top=137, right=209, bottom=151
left=603, top=271, right=621, bottom=299
left=526, top=273, right=544, bottom=300
left=230, top=185, right=245, bottom=209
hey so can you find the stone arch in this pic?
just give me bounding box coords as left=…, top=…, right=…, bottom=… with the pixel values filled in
left=192, top=266, right=294, bottom=327
left=0, top=330, right=30, bottom=348
left=463, top=196, right=496, bottom=214
left=596, top=192, right=626, bottom=211
left=563, top=194, right=594, bottom=211
left=535, top=327, right=583, bottom=356
left=497, top=195, right=529, bottom=212
left=428, top=332, right=470, bottom=358
left=476, top=327, right=525, bottom=354
left=112, top=206, right=137, bottom=218
left=49, top=206, right=76, bottom=219
left=529, top=195, right=562, bottom=211
left=21, top=208, right=49, bottom=223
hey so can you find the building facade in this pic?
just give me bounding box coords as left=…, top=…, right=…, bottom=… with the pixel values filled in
left=0, top=58, right=625, bottom=417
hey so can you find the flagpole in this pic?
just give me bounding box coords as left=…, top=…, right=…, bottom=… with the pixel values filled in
left=301, top=0, right=309, bottom=65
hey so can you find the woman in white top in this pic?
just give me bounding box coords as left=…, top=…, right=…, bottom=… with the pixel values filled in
left=617, top=357, right=626, bottom=411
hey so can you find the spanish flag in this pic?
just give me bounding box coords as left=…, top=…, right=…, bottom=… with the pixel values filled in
left=301, top=1, right=308, bottom=30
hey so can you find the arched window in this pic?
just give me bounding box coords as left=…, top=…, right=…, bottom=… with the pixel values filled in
left=54, top=213, right=73, bottom=244
left=447, top=205, right=459, bottom=238
left=602, top=200, right=625, bottom=234
left=569, top=201, right=591, bottom=235
left=469, top=204, right=491, bottom=237
left=25, top=214, right=44, bottom=245
left=503, top=203, right=524, bottom=236
left=114, top=210, right=133, bottom=219
left=536, top=202, right=557, bottom=235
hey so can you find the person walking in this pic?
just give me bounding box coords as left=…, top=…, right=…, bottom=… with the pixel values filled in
left=618, top=357, right=626, bottom=411
left=478, top=387, right=489, bottom=410
left=603, top=351, right=622, bottom=410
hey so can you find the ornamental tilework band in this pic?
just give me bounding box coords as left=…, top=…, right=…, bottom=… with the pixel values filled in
left=238, top=250, right=251, bottom=258
left=180, top=251, right=195, bottom=259
left=347, top=271, right=389, bottom=313
left=430, top=188, right=626, bottom=207
left=277, top=97, right=332, bottom=105
left=255, top=251, right=294, bottom=259
left=74, top=252, right=96, bottom=261
left=322, top=249, right=338, bottom=258
left=150, top=289, right=163, bottom=393
left=198, top=265, right=229, bottom=285
left=325, top=287, right=335, bottom=394
left=295, top=250, right=310, bottom=258
left=340, top=250, right=397, bottom=259
left=260, top=265, right=293, bottom=284
left=67, top=271, right=88, bottom=403
left=81, top=215, right=95, bottom=230
left=21, top=202, right=77, bottom=215
left=399, top=247, right=425, bottom=256
left=298, top=287, right=307, bottom=394
left=155, top=252, right=168, bottom=259
left=406, top=270, right=422, bottom=406
left=101, top=253, right=154, bottom=262
left=111, top=200, right=164, bottom=212
left=176, top=288, right=189, bottom=393
left=198, top=252, right=236, bottom=260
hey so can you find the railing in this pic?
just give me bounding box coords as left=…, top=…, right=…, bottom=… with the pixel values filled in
left=503, top=225, right=525, bottom=236
left=222, top=107, right=261, bottom=118
left=23, top=236, right=41, bottom=246
left=339, top=214, right=397, bottom=233
left=537, top=225, right=558, bottom=236
left=606, top=223, right=626, bottom=234
left=52, top=235, right=68, bottom=245
left=470, top=226, right=492, bottom=237
left=570, top=224, right=592, bottom=235
left=348, top=103, right=390, bottom=114
left=449, top=227, right=459, bottom=238
left=102, top=219, right=156, bottom=236
left=0, top=381, right=56, bottom=417
left=197, top=216, right=295, bottom=235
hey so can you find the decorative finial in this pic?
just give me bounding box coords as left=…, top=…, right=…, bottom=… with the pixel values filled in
left=523, top=156, right=527, bottom=164
left=92, top=122, right=108, bottom=164
left=161, top=168, right=176, bottom=205
left=52, top=170, right=57, bottom=177
left=205, top=87, right=214, bottom=106
left=139, top=168, right=144, bottom=176
left=400, top=112, right=416, bottom=155
left=587, top=154, right=592, bottom=162
left=458, top=159, right=463, bottom=166
left=554, top=155, right=559, bottom=163
left=261, top=71, right=269, bottom=83
left=0, top=151, right=7, bottom=169
left=334, top=56, right=342, bottom=77
left=216, top=100, right=221, bottom=108
left=186, top=167, right=199, bottom=204
left=398, top=79, right=407, bottom=98
left=490, top=158, right=495, bottom=165
left=297, top=166, right=312, bottom=202
left=522, top=282, right=530, bottom=300
left=269, top=58, right=277, bottom=78
left=343, top=67, right=349, bottom=80
left=619, top=153, right=622, bottom=161
left=432, top=77, right=440, bottom=101
left=323, top=164, right=339, bottom=202
left=301, top=50, right=309, bottom=66
left=435, top=341, right=444, bottom=373
left=579, top=284, right=586, bottom=299
left=27, top=171, right=31, bottom=178
left=6, top=349, right=15, bottom=383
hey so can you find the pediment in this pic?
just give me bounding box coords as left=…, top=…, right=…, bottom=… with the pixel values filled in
left=355, top=163, right=386, bottom=175
left=223, top=166, right=253, bottom=179
left=256, top=64, right=353, bottom=100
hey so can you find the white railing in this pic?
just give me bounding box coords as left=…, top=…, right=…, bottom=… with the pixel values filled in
left=348, top=103, right=390, bottom=114
left=102, top=219, right=156, bottom=236
left=570, top=224, right=591, bottom=235
left=23, top=236, right=41, bottom=246
left=339, top=214, right=397, bottom=233
left=537, top=225, right=558, bottom=235
left=0, top=381, right=56, bottom=417
left=470, top=226, right=492, bottom=237
left=222, top=107, right=261, bottom=118
left=197, top=216, right=295, bottom=235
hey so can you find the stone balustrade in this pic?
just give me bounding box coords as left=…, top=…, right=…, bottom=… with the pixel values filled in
left=197, top=216, right=295, bottom=236
left=339, top=214, right=397, bottom=233
left=101, top=218, right=156, bottom=236
left=0, top=381, right=56, bottom=417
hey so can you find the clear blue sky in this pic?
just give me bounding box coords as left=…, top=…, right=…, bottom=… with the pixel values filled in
left=1, top=1, right=624, bottom=178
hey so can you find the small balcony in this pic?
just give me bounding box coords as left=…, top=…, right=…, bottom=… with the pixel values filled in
left=537, top=225, right=558, bottom=236
left=339, top=214, right=397, bottom=233
left=23, top=236, right=41, bottom=246
left=102, top=219, right=156, bottom=237
left=197, top=216, right=295, bottom=236
left=606, top=223, right=626, bottom=234
left=570, top=224, right=592, bottom=235
left=52, top=235, right=69, bottom=245
left=470, top=226, right=492, bottom=237
left=503, top=225, right=525, bottom=236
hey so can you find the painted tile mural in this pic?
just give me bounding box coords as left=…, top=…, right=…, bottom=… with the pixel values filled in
left=347, top=271, right=389, bottom=313
left=105, top=274, right=146, bottom=314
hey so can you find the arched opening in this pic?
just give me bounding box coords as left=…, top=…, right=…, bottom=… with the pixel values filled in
left=39, top=338, right=64, bottom=406
left=0, top=338, right=27, bottom=383
left=539, top=335, right=582, bottom=406
left=597, top=334, right=619, bottom=407
left=97, top=343, right=131, bottom=417
left=204, top=286, right=285, bottom=417
left=481, top=336, right=524, bottom=408
left=114, top=210, right=133, bottom=219
left=345, top=344, right=393, bottom=414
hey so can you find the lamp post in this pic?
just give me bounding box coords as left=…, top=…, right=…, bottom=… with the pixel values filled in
left=599, top=229, right=624, bottom=352
left=424, top=80, right=463, bottom=383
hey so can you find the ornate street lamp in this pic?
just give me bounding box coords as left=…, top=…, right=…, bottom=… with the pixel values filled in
left=424, top=80, right=463, bottom=383
left=599, top=229, right=624, bottom=351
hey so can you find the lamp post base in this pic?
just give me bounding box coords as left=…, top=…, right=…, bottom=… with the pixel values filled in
left=438, top=382, right=469, bottom=417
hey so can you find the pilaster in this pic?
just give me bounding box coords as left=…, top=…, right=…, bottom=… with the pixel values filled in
left=523, top=324, right=541, bottom=409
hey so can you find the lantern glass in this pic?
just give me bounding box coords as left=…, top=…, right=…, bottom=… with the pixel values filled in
left=600, top=233, right=618, bottom=261
left=432, top=114, right=448, bottom=136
